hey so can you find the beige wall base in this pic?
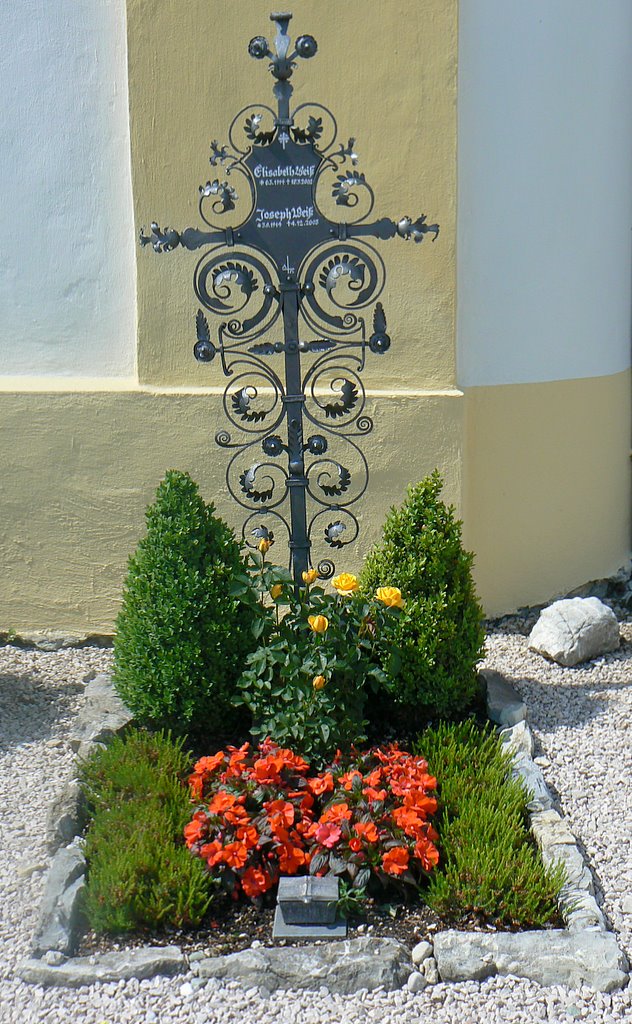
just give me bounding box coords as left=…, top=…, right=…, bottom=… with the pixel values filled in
left=0, top=387, right=463, bottom=633
left=463, top=370, right=632, bottom=617
left=1, top=372, right=629, bottom=632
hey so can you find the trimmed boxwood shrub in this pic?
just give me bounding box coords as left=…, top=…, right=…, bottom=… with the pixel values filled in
left=360, top=471, right=485, bottom=731
left=113, top=470, right=255, bottom=739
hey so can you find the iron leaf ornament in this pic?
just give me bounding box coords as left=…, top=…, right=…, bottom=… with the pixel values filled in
left=140, top=11, right=438, bottom=585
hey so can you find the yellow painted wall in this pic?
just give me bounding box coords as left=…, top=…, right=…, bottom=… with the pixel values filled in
left=0, top=387, right=462, bottom=633
left=1, top=1, right=629, bottom=634
left=463, top=370, right=632, bottom=617
left=127, top=0, right=457, bottom=390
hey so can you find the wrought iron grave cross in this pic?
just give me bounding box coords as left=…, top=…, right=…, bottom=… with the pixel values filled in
left=141, top=12, right=438, bottom=585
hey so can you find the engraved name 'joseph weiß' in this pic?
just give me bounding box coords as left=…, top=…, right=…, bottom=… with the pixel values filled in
left=256, top=206, right=316, bottom=223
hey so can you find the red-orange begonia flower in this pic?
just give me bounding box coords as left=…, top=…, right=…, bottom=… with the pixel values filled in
left=221, top=842, right=249, bottom=870
left=200, top=841, right=224, bottom=867
left=264, top=799, right=295, bottom=826
left=268, top=819, right=291, bottom=842
left=338, top=770, right=362, bottom=791
left=193, top=752, right=225, bottom=775
left=223, top=804, right=250, bottom=826
left=362, top=786, right=387, bottom=802
left=275, top=748, right=310, bottom=774
left=414, top=838, right=440, bottom=871
left=241, top=866, right=272, bottom=899
left=363, top=768, right=383, bottom=787
left=236, top=824, right=259, bottom=850
left=402, top=792, right=438, bottom=816
left=353, top=821, right=379, bottom=844
left=183, top=816, right=207, bottom=847
left=252, top=757, right=282, bottom=785
left=294, top=817, right=316, bottom=837
left=188, top=775, right=204, bottom=800
left=391, top=806, right=427, bottom=837
left=320, top=802, right=352, bottom=824
left=277, top=843, right=308, bottom=873
left=382, top=846, right=410, bottom=876
left=348, top=837, right=363, bottom=853
left=307, top=773, right=335, bottom=796
left=208, top=790, right=239, bottom=815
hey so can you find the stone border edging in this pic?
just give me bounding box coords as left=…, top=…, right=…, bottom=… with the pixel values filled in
left=16, top=672, right=630, bottom=993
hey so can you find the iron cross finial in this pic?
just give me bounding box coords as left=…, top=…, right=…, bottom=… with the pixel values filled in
left=248, top=11, right=317, bottom=83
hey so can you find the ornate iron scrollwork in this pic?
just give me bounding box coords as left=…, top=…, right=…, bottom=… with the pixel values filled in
left=141, top=11, right=438, bottom=585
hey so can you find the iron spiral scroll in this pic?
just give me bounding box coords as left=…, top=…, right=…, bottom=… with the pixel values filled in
left=140, top=12, right=438, bottom=585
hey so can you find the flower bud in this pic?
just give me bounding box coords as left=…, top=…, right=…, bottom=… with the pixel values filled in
left=258, top=538, right=271, bottom=554
left=312, top=675, right=326, bottom=691
left=302, top=568, right=318, bottom=585
left=270, top=583, right=283, bottom=599
left=308, top=614, right=329, bottom=634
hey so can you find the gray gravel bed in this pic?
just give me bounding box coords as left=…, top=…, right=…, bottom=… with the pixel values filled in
left=1, top=624, right=631, bottom=1023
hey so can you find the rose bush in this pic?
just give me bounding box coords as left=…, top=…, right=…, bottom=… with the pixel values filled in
left=230, top=555, right=405, bottom=764
left=184, top=739, right=439, bottom=902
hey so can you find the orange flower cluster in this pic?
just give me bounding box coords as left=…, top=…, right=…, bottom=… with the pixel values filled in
left=185, top=740, right=315, bottom=899
left=307, top=745, right=439, bottom=885
left=184, top=740, right=439, bottom=903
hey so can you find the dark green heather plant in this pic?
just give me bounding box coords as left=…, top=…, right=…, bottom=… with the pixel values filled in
left=80, top=728, right=192, bottom=822
left=419, top=721, right=566, bottom=929
left=360, top=471, right=485, bottom=731
left=80, top=729, right=215, bottom=933
left=113, top=470, right=255, bottom=738
left=83, top=800, right=215, bottom=933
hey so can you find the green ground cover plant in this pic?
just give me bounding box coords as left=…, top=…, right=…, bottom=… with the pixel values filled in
left=80, top=730, right=216, bottom=933
left=419, top=720, right=566, bottom=928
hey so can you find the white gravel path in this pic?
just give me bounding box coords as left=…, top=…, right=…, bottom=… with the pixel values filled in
left=1, top=620, right=631, bottom=1024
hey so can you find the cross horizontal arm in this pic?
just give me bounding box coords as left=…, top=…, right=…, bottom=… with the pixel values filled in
left=139, top=222, right=228, bottom=254
left=347, top=214, right=439, bottom=244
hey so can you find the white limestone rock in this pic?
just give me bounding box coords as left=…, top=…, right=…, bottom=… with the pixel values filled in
left=18, top=945, right=186, bottom=987
left=433, top=929, right=629, bottom=992
left=32, top=845, right=86, bottom=956
left=197, top=936, right=412, bottom=994
left=528, top=598, right=620, bottom=667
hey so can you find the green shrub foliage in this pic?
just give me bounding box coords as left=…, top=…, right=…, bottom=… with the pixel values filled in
left=80, top=729, right=216, bottom=933
left=360, top=471, right=485, bottom=728
left=419, top=721, right=565, bottom=929
left=113, top=470, right=254, bottom=737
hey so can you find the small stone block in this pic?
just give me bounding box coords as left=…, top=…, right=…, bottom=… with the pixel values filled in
left=272, top=906, right=347, bottom=940
left=277, top=875, right=339, bottom=925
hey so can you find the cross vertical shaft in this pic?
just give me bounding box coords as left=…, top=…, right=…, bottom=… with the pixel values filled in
left=280, top=278, right=310, bottom=585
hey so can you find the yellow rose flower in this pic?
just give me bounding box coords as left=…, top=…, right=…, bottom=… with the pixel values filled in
left=270, top=583, right=283, bottom=599
left=302, top=568, right=318, bottom=585
left=375, top=586, right=405, bottom=609
left=308, top=614, right=329, bottom=634
left=332, top=572, right=359, bottom=596
left=257, top=538, right=271, bottom=554
left=312, top=675, right=326, bottom=691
